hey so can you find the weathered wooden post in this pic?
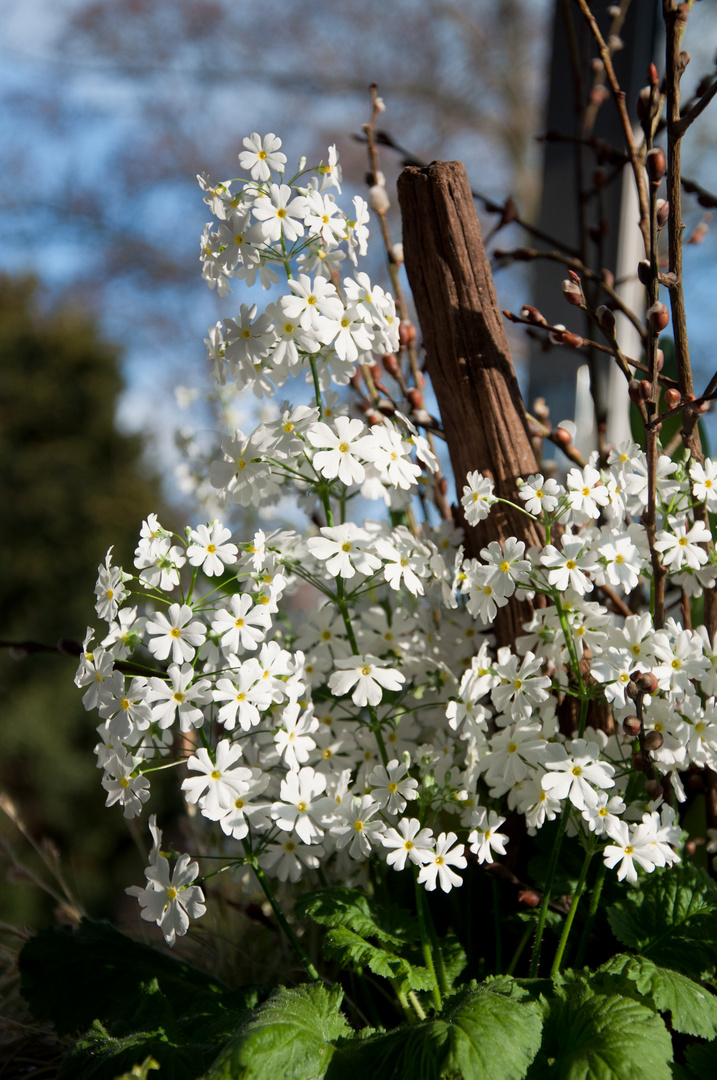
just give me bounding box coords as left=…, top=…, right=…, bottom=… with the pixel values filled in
left=397, top=160, right=543, bottom=645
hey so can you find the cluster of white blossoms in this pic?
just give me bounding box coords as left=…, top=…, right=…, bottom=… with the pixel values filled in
left=77, top=134, right=717, bottom=944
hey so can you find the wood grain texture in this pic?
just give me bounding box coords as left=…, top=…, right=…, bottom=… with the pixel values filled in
left=398, top=160, right=542, bottom=644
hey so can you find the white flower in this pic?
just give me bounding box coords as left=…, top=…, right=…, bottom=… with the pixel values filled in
left=417, top=832, right=467, bottom=893
left=540, top=535, right=597, bottom=595
left=126, top=852, right=206, bottom=946
left=212, top=592, right=272, bottom=654
left=305, top=416, right=369, bottom=486
left=690, top=458, right=717, bottom=510
left=518, top=474, right=562, bottom=517
left=367, top=759, right=419, bottom=813
left=654, top=520, right=711, bottom=571
left=603, top=820, right=659, bottom=883
left=566, top=464, right=610, bottom=520
left=382, top=818, right=434, bottom=870
left=186, top=521, right=238, bottom=576
left=274, top=703, right=319, bottom=770
left=581, top=792, right=626, bottom=835
left=461, top=472, right=496, bottom=525
left=182, top=740, right=249, bottom=820
left=238, top=132, right=286, bottom=181
left=252, top=183, right=307, bottom=244
left=147, top=663, right=212, bottom=731
left=541, top=738, right=615, bottom=810
left=329, top=655, right=405, bottom=707
left=467, top=807, right=508, bottom=863
left=331, top=795, right=385, bottom=859
left=271, top=766, right=335, bottom=845
left=360, top=423, right=422, bottom=491
left=145, top=603, right=206, bottom=664
left=480, top=538, right=532, bottom=598
left=94, top=549, right=129, bottom=622
left=307, top=522, right=381, bottom=579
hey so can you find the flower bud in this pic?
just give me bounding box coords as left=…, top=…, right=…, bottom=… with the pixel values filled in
left=626, top=679, right=640, bottom=701
left=646, top=147, right=666, bottom=184
left=647, top=302, right=670, bottom=332
left=520, top=305, right=548, bottom=326
left=628, top=380, right=643, bottom=405
left=645, top=778, right=664, bottom=800
left=597, top=305, right=616, bottom=335
left=518, top=888, right=541, bottom=908
left=664, top=387, right=681, bottom=407
left=656, top=200, right=670, bottom=228
left=636, top=671, right=659, bottom=694
left=655, top=349, right=664, bottom=372
left=382, top=353, right=400, bottom=379
left=644, top=730, right=664, bottom=751
left=554, top=331, right=584, bottom=348
left=407, top=387, right=424, bottom=411
left=390, top=242, right=404, bottom=265
left=553, top=426, right=572, bottom=447
left=368, top=184, right=390, bottom=213
left=637, top=260, right=652, bottom=287
left=399, top=320, right=417, bottom=348
left=562, top=279, right=584, bottom=306
left=623, top=715, right=642, bottom=737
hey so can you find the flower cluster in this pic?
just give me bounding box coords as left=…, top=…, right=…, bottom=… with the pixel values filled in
left=77, top=134, right=717, bottom=946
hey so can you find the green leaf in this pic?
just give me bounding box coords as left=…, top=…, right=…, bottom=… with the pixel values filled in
left=527, top=976, right=673, bottom=1080
left=606, top=863, right=717, bottom=977
left=205, top=983, right=351, bottom=1080
left=322, top=925, right=433, bottom=994
left=327, top=981, right=543, bottom=1080
left=295, top=887, right=419, bottom=947
left=685, top=1039, right=717, bottom=1079
left=597, top=954, right=717, bottom=1039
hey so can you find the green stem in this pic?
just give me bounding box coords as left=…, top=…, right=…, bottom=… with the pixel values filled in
left=575, top=858, right=607, bottom=968
left=551, top=845, right=594, bottom=976
left=408, top=989, right=427, bottom=1020
left=506, top=927, right=532, bottom=977
left=528, top=801, right=571, bottom=978
left=415, top=873, right=442, bottom=1011
left=251, top=858, right=320, bottom=982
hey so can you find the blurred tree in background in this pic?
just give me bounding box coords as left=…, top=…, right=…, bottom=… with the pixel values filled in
left=0, top=275, right=171, bottom=926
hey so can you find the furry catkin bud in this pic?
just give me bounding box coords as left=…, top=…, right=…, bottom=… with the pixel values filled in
left=655, top=349, right=664, bottom=373
left=562, top=279, right=584, bottom=306
left=656, top=200, right=670, bottom=228
left=368, top=185, right=390, bottom=213
left=664, top=387, right=681, bottom=407
left=553, top=426, right=572, bottom=446
left=646, top=147, right=666, bottom=184
left=390, top=243, right=404, bottom=265
left=645, top=779, right=664, bottom=800
left=626, top=679, right=640, bottom=701
left=520, top=305, right=548, bottom=326
left=647, top=302, right=670, bottom=332
left=637, top=260, right=652, bottom=287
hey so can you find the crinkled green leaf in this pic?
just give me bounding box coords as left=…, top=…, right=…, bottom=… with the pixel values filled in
left=527, top=976, right=673, bottom=1080
left=204, top=983, right=351, bottom=1080
left=327, top=981, right=543, bottom=1080
left=597, top=954, right=717, bottom=1039
left=606, top=864, right=717, bottom=977
left=322, top=925, right=433, bottom=993
left=57, top=981, right=210, bottom=1080
left=685, top=1038, right=717, bottom=1079
left=295, top=887, right=419, bottom=947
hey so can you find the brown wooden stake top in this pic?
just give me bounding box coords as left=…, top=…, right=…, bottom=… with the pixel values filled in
left=398, top=161, right=543, bottom=645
